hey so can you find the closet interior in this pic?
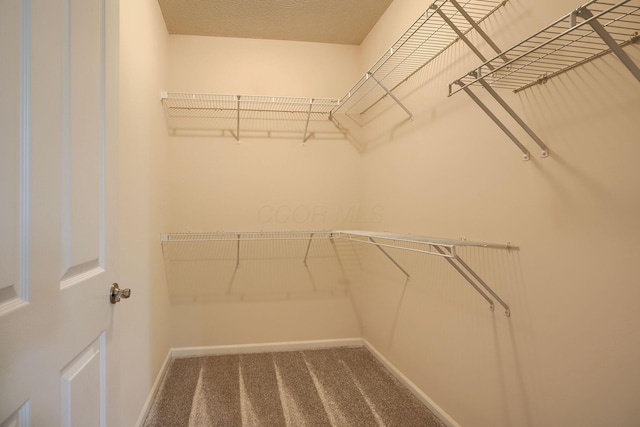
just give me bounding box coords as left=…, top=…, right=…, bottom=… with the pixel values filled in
left=131, top=0, right=640, bottom=425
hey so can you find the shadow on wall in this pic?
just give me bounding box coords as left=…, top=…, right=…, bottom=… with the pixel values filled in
left=161, top=232, right=363, bottom=304
left=347, top=242, right=534, bottom=425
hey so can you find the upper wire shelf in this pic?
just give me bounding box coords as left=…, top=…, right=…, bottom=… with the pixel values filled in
left=161, top=92, right=340, bottom=142
left=332, top=0, right=509, bottom=118
left=450, top=0, right=640, bottom=94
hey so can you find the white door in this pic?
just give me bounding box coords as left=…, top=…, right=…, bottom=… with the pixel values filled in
left=0, top=0, right=120, bottom=425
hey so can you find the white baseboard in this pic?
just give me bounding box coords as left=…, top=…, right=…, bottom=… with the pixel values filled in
left=363, top=339, right=461, bottom=427
left=171, top=337, right=364, bottom=358
left=139, top=338, right=459, bottom=427
left=134, top=348, right=172, bottom=427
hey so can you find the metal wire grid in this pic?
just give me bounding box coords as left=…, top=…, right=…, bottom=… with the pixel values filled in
left=160, top=230, right=514, bottom=315
left=337, top=230, right=516, bottom=251
left=162, top=92, right=339, bottom=115
left=450, top=0, right=640, bottom=93
left=161, top=92, right=340, bottom=135
left=162, top=230, right=516, bottom=249
left=332, top=0, right=508, bottom=116
left=161, top=231, right=336, bottom=242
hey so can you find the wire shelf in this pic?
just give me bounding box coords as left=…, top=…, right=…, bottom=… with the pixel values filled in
left=332, top=0, right=508, bottom=117
left=161, top=231, right=336, bottom=242
left=336, top=230, right=516, bottom=250
left=161, top=229, right=515, bottom=316
left=450, top=0, right=640, bottom=94
left=161, top=92, right=341, bottom=141
left=161, top=230, right=516, bottom=249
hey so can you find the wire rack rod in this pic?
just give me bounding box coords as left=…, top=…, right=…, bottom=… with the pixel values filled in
left=450, top=0, right=640, bottom=94
left=332, top=0, right=508, bottom=117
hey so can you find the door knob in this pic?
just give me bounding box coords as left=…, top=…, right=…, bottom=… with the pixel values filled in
left=110, top=283, right=131, bottom=304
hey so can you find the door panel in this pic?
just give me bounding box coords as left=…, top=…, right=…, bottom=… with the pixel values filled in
left=61, top=0, right=105, bottom=287
left=0, top=0, right=28, bottom=311
left=60, top=334, right=106, bottom=427
left=0, top=0, right=119, bottom=425
left=0, top=402, right=29, bottom=427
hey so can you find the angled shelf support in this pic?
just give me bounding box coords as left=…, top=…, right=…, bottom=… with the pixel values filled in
left=366, top=72, right=414, bottom=120
left=236, top=233, right=241, bottom=268
left=576, top=5, right=640, bottom=82
left=337, top=230, right=515, bottom=316
left=449, top=0, right=640, bottom=159
left=433, top=245, right=496, bottom=312
left=455, top=83, right=532, bottom=160
left=234, top=96, right=240, bottom=142
left=368, top=237, right=411, bottom=278
left=303, top=232, right=315, bottom=265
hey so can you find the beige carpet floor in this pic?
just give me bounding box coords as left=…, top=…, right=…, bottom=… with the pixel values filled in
left=143, top=346, right=446, bottom=427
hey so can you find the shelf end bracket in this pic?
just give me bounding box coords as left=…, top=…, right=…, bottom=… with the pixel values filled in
left=434, top=245, right=496, bottom=312
left=303, top=99, right=313, bottom=143
left=235, top=95, right=241, bottom=143
left=303, top=233, right=314, bottom=265
left=577, top=7, right=640, bottom=84
left=477, top=79, right=549, bottom=158
left=456, top=82, right=531, bottom=161
left=369, top=237, right=410, bottom=279
left=367, top=72, right=414, bottom=120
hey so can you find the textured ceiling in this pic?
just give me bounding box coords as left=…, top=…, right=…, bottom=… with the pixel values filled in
left=157, top=0, right=394, bottom=45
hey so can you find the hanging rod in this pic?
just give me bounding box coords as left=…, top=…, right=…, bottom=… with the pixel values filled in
left=331, top=0, right=509, bottom=120
left=161, top=230, right=516, bottom=316
left=160, top=92, right=340, bottom=142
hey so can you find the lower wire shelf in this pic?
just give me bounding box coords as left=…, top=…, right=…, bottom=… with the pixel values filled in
left=161, top=230, right=516, bottom=316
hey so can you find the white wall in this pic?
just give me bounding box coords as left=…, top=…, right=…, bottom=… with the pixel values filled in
left=164, top=36, right=364, bottom=348
left=118, top=2, right=171, bottom=426
left=118, top=0, right=640, bottom=425
left=352, top=0, right=640, bottom=426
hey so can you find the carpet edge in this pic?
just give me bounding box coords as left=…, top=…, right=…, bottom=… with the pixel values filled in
left=362, top=339, right=461, bottom=427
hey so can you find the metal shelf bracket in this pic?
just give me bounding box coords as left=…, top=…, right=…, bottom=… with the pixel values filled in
left=577, top=5, right=640, bottom=83
left=449, top=0, right=640, bottom=159
left=366, top=72, right=414, bottom=120
left=455, top=81, right=532, bottom=161
left=303, top=99, right=314, bottom=143
left=369, top=237, right=411, bottom=279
